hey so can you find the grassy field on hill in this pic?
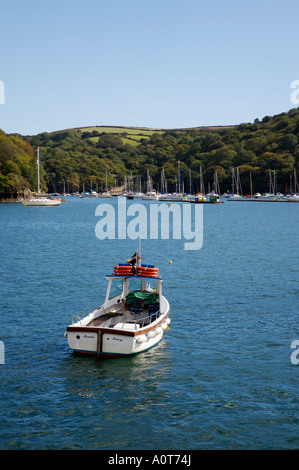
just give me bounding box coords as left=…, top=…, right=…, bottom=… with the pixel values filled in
left=75, top=126, right=162, bottom=146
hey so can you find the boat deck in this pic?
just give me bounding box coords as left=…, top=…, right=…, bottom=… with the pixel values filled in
left=87, top=306, right=159, bottom=329
left=88, top=313, right=116, bottom=326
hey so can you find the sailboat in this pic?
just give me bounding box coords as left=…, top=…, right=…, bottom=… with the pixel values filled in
left=19, top=148, right=61, bottom=206
left=99, top=170, right=111, bottom=197
left=141, top=170, right=160, bottom=200
left=228, top=168, right=243, bottom=200
left=286, top=168, right=299, bottom=202
left=126, top=173, right=135, bottom=199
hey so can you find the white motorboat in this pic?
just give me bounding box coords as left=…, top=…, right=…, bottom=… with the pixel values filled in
left=86, top=190, right=98, bottom=197
left=286, top=194, right=299, bottom=202
left=19, top=148, right=61, bottom=206
left=141, top=190, right=160, bottom=200
left=20, top=196, right=61, bottom=206
left=65, top=251, right=171, bottom=358
left=167, top=193, right=184, bottom=201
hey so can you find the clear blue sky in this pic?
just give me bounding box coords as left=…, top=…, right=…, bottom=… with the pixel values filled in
left=0, top=0, right=298, bottom=135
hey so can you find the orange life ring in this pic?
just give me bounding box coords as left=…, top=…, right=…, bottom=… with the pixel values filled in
left=136, top=265, right=158, bottom=271
left=114, top=265, right=133, bottom=275
left=136, top=266, right=158, bottom=275
left=136, top=266, right=159, bottom=278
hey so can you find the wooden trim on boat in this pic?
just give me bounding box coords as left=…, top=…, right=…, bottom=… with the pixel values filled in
left=67, top=325, right=135, bottom=336
left=66, top=308, right=170, bottom=337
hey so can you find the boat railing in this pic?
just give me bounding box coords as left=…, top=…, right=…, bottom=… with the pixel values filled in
left=71, top=305, right=94, bottom=325
left=117, top=310, right=161, bottom=330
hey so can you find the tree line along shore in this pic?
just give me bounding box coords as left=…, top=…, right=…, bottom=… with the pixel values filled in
left=0, top=108, right=299, bottom=200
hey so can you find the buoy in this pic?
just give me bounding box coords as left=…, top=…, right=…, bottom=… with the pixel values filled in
left=169, top=260, right=172, bottom=264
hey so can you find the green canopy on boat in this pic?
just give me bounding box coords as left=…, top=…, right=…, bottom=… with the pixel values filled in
left=126, top=291, right=157, bottom=305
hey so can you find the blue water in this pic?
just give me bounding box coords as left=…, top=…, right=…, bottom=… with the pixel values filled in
left=0, top=197, right=298, bottom=450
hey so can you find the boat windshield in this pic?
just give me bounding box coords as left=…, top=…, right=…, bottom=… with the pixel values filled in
left=127, top=276, right=155, bottom=293
left=109, top=278, right=123, bottom=300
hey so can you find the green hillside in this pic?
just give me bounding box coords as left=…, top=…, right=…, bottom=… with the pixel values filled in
left=0, top=130, right=38, bottom=198
left=1, top=108, right=299, bottom=198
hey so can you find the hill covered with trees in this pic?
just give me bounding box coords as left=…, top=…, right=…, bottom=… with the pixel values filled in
left=0, top=129, right=36, bottom=199
left=1, top=107, right=299, bottom=199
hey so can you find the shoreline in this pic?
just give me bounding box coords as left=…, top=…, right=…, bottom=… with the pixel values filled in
left=0, top=197, right=20, bottom=203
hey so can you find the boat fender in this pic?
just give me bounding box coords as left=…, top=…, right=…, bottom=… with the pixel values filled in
left=136, top=335, right=147, bottom=343
left=162, top=322, right=168, bottom=330
left=155, top=327, right=162, bottom=335
left=147, top=330, right=156, bottom=338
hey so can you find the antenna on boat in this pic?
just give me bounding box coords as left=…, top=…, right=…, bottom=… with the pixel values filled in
left=138, top=237, right=141, bottom=267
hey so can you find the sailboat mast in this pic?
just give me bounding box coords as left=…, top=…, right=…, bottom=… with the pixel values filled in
left=37, top=147, right=40, bottom=194
left=178, top=160, right=181, bottom=193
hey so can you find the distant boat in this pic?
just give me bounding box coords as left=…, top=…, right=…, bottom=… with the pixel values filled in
left=228, top=168, right=243, bottom=200
left=19, top=148, right=61, bottom=206
left=286, top=194, right=299, bottom=202
left=86, top=190, right=98, bottom=197
left=98, top=171, right=111, bottom=198
left=285, top=168, right=299, bottom=201
left=141, top=190, right=160, bottom=200
left=141, top=170, right=160, bottom=199
left=126, top=191, right=135, bottom=199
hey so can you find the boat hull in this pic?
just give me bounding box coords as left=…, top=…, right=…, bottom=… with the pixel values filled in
left=66, top=309, right=170, bottom=358
left=20, top=198, right=61, bottom=206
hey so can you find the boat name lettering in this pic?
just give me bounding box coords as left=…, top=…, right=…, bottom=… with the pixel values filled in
left=83, top=334, right=95, bottom=339
left=112, top=337, right=123, bottom=342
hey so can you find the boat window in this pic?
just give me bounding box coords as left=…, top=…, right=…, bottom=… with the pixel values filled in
left=109, top=280, right=123, bottom=300
left=128, top=276, right=155, bottom=293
